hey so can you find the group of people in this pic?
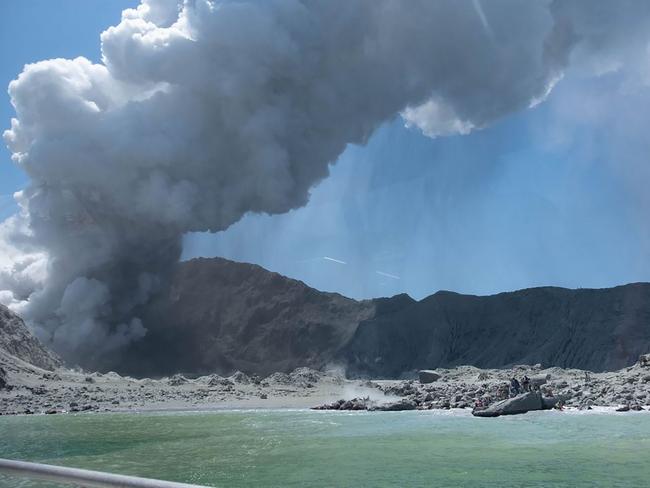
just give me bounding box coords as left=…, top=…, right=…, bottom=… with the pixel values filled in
left=509, top=375, right=534, bottom=397
left=473, top=374, right=552, bottom=410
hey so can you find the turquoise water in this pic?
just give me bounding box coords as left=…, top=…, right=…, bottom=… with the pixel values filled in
left=1, top=410, right=649, bottom=487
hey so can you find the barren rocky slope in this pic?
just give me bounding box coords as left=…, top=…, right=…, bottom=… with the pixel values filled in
left=343, top=284, right=650, bottom=376
left=118, top=258, right=650, bottom=377
left=3, top=258, right=649, bottom=378
left=123, top=257, right=375, bottom=376
left=0, top=304, right=60, bottom=371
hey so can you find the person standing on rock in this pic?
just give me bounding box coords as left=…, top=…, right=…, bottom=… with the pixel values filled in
left=522, top=375, right=530, bottom=392
left=510, top=377, right=521, bottom=397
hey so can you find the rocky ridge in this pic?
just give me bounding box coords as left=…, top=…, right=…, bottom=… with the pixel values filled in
left=3, top=258, right=650, bottom=380
left=0, top=304, right=60, bottom=372
left=118, top=258, right=650, bottom=377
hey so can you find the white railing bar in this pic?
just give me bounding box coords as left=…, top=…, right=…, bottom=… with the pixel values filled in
left=0, top=458, right=212, bottom=488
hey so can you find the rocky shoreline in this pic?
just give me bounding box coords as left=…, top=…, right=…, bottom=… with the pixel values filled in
left=1, top=354, right=650, bottom=416
left=314, top=356, right=650, bottom=413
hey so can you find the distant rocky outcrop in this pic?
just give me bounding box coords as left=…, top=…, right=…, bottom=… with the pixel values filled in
left=0, top=304, right=60, bottom=371
left=114, top=258, right=650, bottom=377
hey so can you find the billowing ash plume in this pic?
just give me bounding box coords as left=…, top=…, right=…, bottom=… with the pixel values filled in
left=1, top=0, right=649, bottom=367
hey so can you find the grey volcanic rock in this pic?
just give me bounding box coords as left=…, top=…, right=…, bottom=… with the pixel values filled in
left=418, top=370, right=441, bottom=384
left=371, top=399, right=417, bottom=411
left=107, top=258, right=650, bottom=377
left=0, top=304, right=60, bottom=371
left=530, top=374, right=551, bottom=389
left=168, top=374, right=188, bottom=386
left=473, top=392, right=547, bottom=417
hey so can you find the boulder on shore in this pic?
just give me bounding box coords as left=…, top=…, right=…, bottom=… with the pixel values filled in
left=639, top=353, right=650, bottom=367
left=418, top=370, right=441, bottom=384
left=370, top=399, right=417, bottom=411
left=530, top=374, right=551, bottom=389
left=472, top=391, right=556, bottom=417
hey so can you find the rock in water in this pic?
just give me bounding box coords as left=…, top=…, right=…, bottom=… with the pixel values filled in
left=371, top=399, right=417, bottom=411
left=418, top=370, right=441, bottom=384
left=541, top=395, right=560, bottom=409
left=473, top=392, right=552, bottom=417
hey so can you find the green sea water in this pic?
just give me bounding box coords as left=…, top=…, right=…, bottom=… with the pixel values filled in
left=0, top=409, right=649, bottom=487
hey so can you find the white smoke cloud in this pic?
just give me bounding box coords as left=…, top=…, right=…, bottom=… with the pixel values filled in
left=1, top=0, right=648, bottom=368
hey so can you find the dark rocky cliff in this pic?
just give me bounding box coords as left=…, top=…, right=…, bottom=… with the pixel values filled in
left=343, top=284, right=650, bottom=376
left=124, top=257, right=375, bottom=376
left=118, top=257, right=650, bottom=377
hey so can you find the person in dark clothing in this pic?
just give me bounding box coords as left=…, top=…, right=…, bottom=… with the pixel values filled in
left=510, top=377, right=521, bottom=396
left=522, top=375, right=530, bottom=392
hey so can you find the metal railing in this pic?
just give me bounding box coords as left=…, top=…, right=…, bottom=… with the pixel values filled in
left=0, top=458, right=211, bottom=488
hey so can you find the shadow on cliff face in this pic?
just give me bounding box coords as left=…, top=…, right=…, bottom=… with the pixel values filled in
left=341, top=283, right=650, bottom=377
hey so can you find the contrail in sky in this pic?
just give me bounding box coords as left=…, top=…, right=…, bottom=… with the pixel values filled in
left=472, top=0, right=494, bottom=40
left=376, top=270, right=400, bottom=280
left=323, top=256, right=347, bottom=265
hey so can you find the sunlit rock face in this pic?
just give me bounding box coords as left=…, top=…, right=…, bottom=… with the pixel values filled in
left=0, top=304, right=61, bottom=371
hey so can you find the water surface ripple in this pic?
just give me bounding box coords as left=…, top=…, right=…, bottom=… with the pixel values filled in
left=1, top=410, right=649, bottom=487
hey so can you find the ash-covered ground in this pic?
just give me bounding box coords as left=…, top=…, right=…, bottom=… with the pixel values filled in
left=2, top=354, right=650, bottom=416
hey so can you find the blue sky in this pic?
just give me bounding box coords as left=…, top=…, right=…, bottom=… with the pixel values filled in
left=0, top=0, right=136, bottom=218
left=2, top=1, right=649, bottom=300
